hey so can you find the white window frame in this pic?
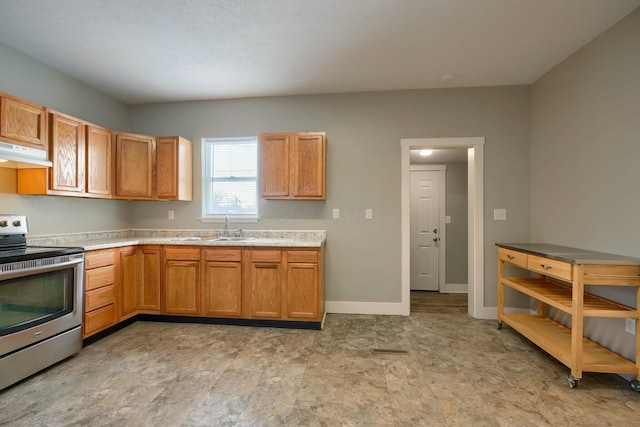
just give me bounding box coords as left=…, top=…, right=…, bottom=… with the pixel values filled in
left=200, top=136, right=259, bottom=222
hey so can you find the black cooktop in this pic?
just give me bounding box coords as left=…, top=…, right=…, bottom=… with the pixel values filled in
left=0, top=246, right=83, bottom=263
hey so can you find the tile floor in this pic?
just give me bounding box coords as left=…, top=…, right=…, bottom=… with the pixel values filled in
left=1, top=313, right=639, bottom=426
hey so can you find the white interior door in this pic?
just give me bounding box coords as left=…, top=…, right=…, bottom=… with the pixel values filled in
left=410, top=170, right=441, bottom=290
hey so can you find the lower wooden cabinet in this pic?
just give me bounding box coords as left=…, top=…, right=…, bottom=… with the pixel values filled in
left=138, top=246, right=162, bottom=313
left=83, top=249, right=117, bottom=338
left=164, top=247, right=201, bottom=315
left=286, top=251, right=321, bottom=321
left=249, top=250, right=284, bottom=319
left=119, top=246, right=138, bottom=321
left=82, top=244, right=325, bottom=337
left=203, top=249, right=243, bottom=317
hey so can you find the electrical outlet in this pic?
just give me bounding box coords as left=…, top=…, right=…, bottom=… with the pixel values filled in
left=168, top=210, right=174, bottom=220
left=493, top=209, right=507, bottom=221
left=625, top=318, right=636, bottom=335
left=332, top=208, right=340, bottom=219
left=365, top=208, right=373, bottom=219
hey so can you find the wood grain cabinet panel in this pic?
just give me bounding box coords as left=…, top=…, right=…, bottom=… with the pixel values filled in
left=286, top=262, right=319, bottom=320
left=164, top=247, right=201, bottom=315
left=0, top=93, right=47, bottom=148
left=156, top=136, right=192, bottom=201
left=119, top=246, right=139, bottom=320
left=259, top=132, right=325, bottom=200
left=203, top=260, right=243, bottom=317
left=86, top=125, right=112, bottom=197
left=138, top=246, right=161, bottom=312
left=249, top=255, right=284, bottom=319
left=114, top=132, right=154, bottom=199
left=17, top=111, right=86, bottom=196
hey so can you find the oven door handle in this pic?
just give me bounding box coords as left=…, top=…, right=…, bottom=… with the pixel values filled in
left=0, top=256, right=84, bottom=280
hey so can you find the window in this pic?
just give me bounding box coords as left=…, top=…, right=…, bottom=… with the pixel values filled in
left=202, top=137, right=258, bottom=219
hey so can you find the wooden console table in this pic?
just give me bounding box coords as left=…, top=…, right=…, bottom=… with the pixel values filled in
left=496, top=243, right=640, bottom=390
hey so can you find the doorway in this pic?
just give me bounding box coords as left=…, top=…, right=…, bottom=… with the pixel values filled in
left=400, top=137, right=485, bottom=319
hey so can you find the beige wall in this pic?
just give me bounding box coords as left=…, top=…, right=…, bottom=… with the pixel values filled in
left=129, top=87, right=531, bottom=304
left=444, top=162, right=468, bottom=285
left=531, top=8, right=640, bottom=361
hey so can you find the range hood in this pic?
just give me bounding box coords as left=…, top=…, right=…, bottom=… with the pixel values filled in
left=0, top=141, right=52, bottom=169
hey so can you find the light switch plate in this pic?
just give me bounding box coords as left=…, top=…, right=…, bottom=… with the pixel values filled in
left=333, top=208, right=340, bottom=219
left=168, top=210, right=175, bottom=220
left=445, top=215, right=451, bottom=224
left=493, top=209, right=507, bottom=221
left=365, top=208, right=373, bottom=219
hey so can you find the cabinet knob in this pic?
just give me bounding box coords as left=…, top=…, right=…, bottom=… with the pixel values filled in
left=540, top=264, right=552, bottom=270
left=507, top=255, right=515, bottom=260
left=0, top=220, right=7, bottom=227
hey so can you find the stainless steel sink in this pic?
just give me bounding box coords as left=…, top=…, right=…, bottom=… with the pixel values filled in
left=213, top=236, right=254, bottom=241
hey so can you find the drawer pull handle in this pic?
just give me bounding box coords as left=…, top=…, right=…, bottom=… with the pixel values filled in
left=506, top=255, right=515, bottom=260
left=540, top=264, right=552, bottom=270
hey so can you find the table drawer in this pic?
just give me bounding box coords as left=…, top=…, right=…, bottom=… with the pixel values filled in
left=85, top=249, right=115, bottom=269
left=498, top=248, right=527, bottom=268
left=528, top=255, right=573, bottom=281
left=85, top=265, right=115, bottom=291
left=85, top=284, right=115, bottom=311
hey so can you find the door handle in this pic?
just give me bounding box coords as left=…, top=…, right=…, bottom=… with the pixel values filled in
left=433, top=228, right=438, bottom=234
left=433, top=237, right=440, bottom=242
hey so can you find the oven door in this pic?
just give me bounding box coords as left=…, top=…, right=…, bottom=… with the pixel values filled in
left=0, top=254, right=84, bottom=357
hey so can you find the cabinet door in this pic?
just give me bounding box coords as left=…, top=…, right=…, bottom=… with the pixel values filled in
left=49, top=112, right=85, bottom=193
left=119, top=247, right=139, bottom=320
left=138, top=246, right=161, bottom=312
left=250, top=262, right=283, bottom=319
left=165, top=260, right=200, bottom=315
left=86, top=125, right=112, bottom=197
left=259, top=133, right=290, bottom=198
left=286, top=262, right=319, bottom=320
left=203, top=261, right=242, bottom=317
left=0, top=94, right=47, bottom=148
left=115, top=133, right=154, bottom=199
left=291, top=133, right=325, bottom=199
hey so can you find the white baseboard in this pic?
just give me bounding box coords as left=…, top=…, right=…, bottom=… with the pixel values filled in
left=325, top=301, right=408, bottom=316
left=442, top=283, right=467, bottom=293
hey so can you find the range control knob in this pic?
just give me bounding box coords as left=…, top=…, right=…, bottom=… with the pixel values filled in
left=13, top=220, right=21, bottom=227
left=0, top=220, right=7, bottom=227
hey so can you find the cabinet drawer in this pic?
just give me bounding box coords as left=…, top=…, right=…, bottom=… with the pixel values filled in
left=528, top=255, right=573, bottom=281
left=85, top=249, right=115, bottom=269
left=85, top=265, right=115, bottom=291
left=287, top=251, right=318, bottom=263
left=165, top=247, right=201, bottom=260
left=84, top=303, right=116, bottom=336
left=85, top=285, right=115, bottom=311
left=205, top=249, right=241, bottom=262
left=252, top=250, right=281, bottom=263
left=498, top=248, right=527, bottom=268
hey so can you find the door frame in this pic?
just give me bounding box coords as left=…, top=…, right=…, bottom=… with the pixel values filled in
left=410, top=165, right=446, bottom=291
left=401, top=137, right=485, bottom=318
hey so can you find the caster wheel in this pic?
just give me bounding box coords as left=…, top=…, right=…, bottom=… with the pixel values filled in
left=631, top=380, right=640, bottom=392
left=567, top=375, right=580, bottom=389
left=497, top=322, right=503, bottom=330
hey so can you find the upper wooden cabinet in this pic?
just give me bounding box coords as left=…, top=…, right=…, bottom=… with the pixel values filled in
left=85, top=125, right=112, bottom=198
left=114, top=132, right=154, bottom=199
left=155, top=136, right=192, bottom=201
left=0, top=93, right=47, bottom=149
left=17, top=110, right=86, bottom=197
left=259, top=132, right=326, bottom=200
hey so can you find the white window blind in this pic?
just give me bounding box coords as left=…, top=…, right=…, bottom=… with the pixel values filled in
left=202, top=137, right=258, bottom=218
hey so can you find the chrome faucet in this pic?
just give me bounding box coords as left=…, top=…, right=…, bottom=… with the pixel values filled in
left=224, top=215, right=230, bottom=237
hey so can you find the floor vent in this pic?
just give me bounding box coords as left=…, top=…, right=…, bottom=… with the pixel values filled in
left=372, top=348, right=409, bottom=355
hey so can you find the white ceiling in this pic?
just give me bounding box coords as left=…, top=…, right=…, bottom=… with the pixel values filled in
left=0, top=0, right=638, bottom=105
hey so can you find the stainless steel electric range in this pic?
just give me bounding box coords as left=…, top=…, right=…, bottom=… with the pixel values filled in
left=0, top=214, right=84, bottom=390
